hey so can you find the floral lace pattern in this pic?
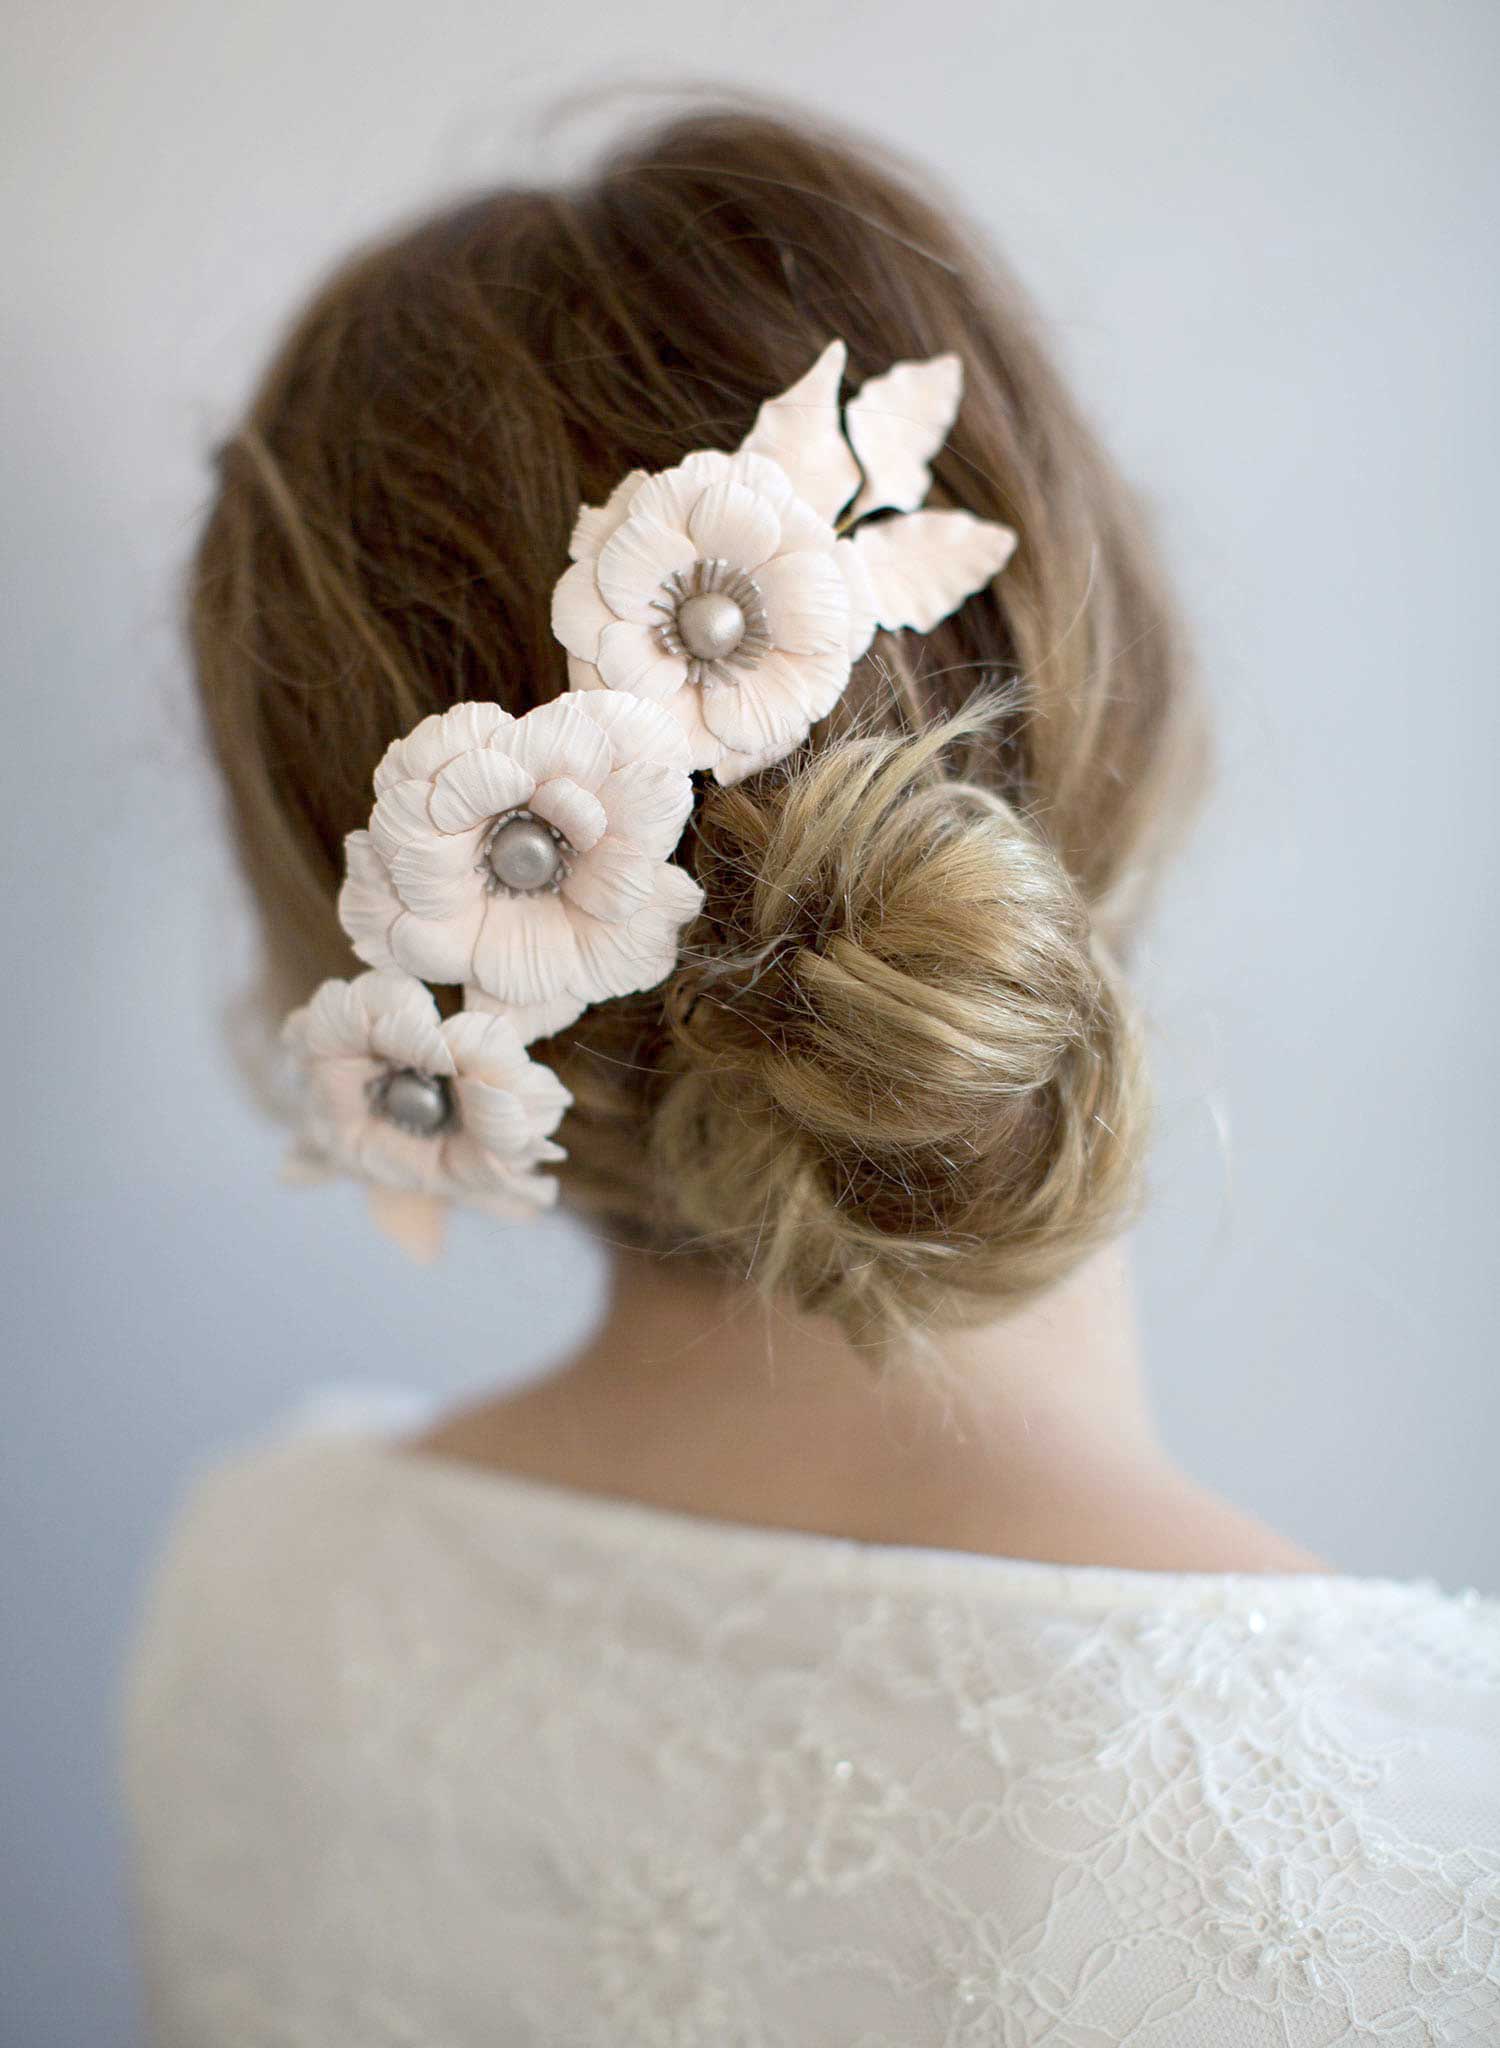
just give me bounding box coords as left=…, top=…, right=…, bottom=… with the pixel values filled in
left=120, top=1413, right=1500, bottom=2047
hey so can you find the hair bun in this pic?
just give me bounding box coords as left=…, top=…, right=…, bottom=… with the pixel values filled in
left=657, top=709, right=1148, bottom=1342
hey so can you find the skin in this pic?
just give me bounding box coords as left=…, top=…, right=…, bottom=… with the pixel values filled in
left=409, top=1238, right=1330, bottom=1576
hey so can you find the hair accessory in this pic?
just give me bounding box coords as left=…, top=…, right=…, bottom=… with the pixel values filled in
left=337, top=691, right=703, bottom=1041
left=281, top=969, right=571, bottom=1259
left=282, top=341, right=1016, bottom=1250
left=552, top=339, right=1016, bottom=784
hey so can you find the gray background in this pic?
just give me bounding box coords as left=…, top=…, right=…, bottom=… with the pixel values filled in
left=4, top=2, right=1497, bottom=2041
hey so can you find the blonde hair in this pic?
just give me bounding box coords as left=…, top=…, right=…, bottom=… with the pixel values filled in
left=190, top=103, right=1207, bottom=1344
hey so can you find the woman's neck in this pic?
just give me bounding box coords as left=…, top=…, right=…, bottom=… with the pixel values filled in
left=412, top=1238, right=1326, bottom=1573
left=571, top=1235, right=1160, bottom=1461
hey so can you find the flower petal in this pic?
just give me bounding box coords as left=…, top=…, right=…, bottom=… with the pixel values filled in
left=369, top=777, right=440, bottom=867
left=462, top=1073, right=570, bottom=1150
left=287, top=977, right=374, bottom=1063
left=595, top=514, right=698, bottom=623
left=850, top=509, right=1017, bottom=633
left=662, top=680, right=725, bottom=773
left=651, top=860, right=706, bottom=925
left=787, top=645, right=852, bottom=722
left=528, top=775, right=608, bottom=853
left=835, top=537, right=878, bottom=659
left=439, top=1003, right=526, bottom=1076
left=573, top=648, right=723, bottom=776
left=619, top=447, right=830, bottom=553
left=462, top=984, right=589, bottom=1046
left=686, top=480, right=780, bottom=570
left=495, top=694, right=615, bottom=793
left=597, top=759, right=695, bottom=858
left=451, top=1081, right=533, bottom=1160
left=428, top=748, right=534, bottom=834
left=468, top=889, right=581, bottom=1007
left=738, top=339, right=860, bottom=524
left=337, top=830, right=403, bottom=969
left=366, top=1184, right=446, bottom=1261
left=456, top=1078, right=571, bottom=1166
left=307, top=1053, right=375, bottom=1135
left=596, top=619, right=690, bottom=701
left=712, top=736, right=817, bottom=786
left=756, top=548, right=849, bottom=656
left=550, top=559, right=615, bottom=662
left=700, top=671, right=804, bottom=757
left=570, top=689, right=693, bottom=772
left=625, top=450, right=734, bottom=533
left=568, top=468, right=647, bottom=563
left=353, top=1116, right=449, bottom=1194
left=385, top=826, right=486, bottom=922
left=387, top=902, right=486, bottom=986
left=373, top=702, right=513, bottom=796
left=357, top=971, right=454, bottom=1074
left=562, top=838, right=658, bottom=923
left=701, top=647, right=849, bottom=758
left=845, top=353, right=963, bottom=518
left=446, top=1010, right=574, bottom=1126
left=721, top=451, right=833, bottom=554
left=569, top=862, right=704, bottom=999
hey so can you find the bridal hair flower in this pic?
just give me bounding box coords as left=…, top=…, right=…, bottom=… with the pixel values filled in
left=338, top=692, right=705, bottom=1042
left=282, top=969, right=572, bottom=1258
left=550, top=340, right=1017, bottom=785
left=282, top=338, right=1018, bottom=1250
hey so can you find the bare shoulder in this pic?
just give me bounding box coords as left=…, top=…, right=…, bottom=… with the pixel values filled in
left=1087, top=1470, right=1333, bottom=1575
left=404, top=1390, right=1331, bottom=1578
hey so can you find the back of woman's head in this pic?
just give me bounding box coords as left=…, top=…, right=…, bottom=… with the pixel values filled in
left=192, top=100, right=1206, bottom=1345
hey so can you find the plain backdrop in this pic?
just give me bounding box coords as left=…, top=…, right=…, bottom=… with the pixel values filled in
left=4, top=2, right=1497, bottom=2041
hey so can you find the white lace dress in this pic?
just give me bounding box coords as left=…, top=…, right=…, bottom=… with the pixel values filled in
left=119, top=1394, right=1500, bottom=2047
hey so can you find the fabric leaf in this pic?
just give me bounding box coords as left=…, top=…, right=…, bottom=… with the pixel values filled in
left=845, top=353, right=963, bottom=519
left=850, top=509, right=1017, bottom=633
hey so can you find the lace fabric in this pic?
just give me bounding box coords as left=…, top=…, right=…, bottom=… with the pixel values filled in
left=119, top=1399, right=1500, bottom=2046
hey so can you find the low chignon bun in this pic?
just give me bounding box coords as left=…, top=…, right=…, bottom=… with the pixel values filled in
left=654, top=709, right=1148, bottom=1343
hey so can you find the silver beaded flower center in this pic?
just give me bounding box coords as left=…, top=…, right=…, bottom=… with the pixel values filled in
left=480, top=809, right=570, bottom=896
left=370, top=1067, right=454, bottom=1138
left=652, top=557, right=771, bottom=686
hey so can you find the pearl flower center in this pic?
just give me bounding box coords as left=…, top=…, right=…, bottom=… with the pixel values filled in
left=652, top=557, right=772, bottom=685
left=676, top=591, right=746, bottom=661
left=483, top=810, right=568, bottom=895
left=372, top=1068, right=453, bottom=1137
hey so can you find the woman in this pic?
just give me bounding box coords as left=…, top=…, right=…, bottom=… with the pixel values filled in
left=121, top=104, right=1500, bottom=2044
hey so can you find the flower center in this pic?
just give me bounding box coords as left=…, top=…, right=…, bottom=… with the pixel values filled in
left=483, top=810, right=568, bottom=895
left=652, top=557, right=772, bottom=684
left=676, top=591, right=746, bottom=662
left=372, top=1068, right=453, bottom=1138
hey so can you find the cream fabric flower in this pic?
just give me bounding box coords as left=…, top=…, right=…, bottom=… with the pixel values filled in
left=338, top=693, right=704, bottom=1035
left=552, top=445, right=854, bottom=782
left=552, top=340, right=1017, bottom=785
left=283, top=969, right=572, bottom=1256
